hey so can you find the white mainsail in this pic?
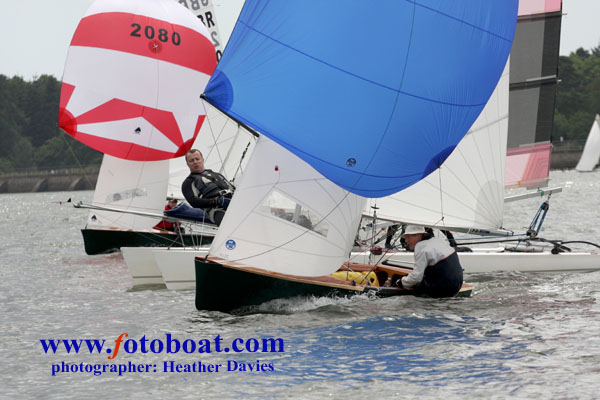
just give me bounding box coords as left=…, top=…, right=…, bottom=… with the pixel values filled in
left=575, top=114, right=600, bottom=172
left=364, top=60, right=510, bottom=233
left=210, top=137, right=366, bottom=277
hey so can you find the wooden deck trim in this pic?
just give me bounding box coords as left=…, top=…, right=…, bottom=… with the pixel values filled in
left=198, top=256, right=472, bottom=294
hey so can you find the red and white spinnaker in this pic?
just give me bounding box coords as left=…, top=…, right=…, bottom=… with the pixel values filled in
left=59, top=0, right=217, bottom=161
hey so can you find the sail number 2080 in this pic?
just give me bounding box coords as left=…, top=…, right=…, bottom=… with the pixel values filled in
left=130, top=24, right=181, bottom=46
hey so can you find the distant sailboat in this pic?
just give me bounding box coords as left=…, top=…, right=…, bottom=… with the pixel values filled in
left=575, top=114, right=600, bottom=172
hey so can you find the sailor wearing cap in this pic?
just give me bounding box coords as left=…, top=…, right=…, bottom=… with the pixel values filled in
left=397, top=225, right=463, bottom=297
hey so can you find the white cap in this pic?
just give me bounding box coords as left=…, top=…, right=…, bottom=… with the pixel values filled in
left=402, top=224, right=426, bottom=237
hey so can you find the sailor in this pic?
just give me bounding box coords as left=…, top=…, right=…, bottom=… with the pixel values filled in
left=153, top=199, right=180, bottom=232
left=395, top=225, right=463, bottom=298
left=181, top=149, right=235, bottom=226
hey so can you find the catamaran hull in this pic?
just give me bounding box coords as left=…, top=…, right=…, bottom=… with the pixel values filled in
left=154, top=248, right=208, bottom=290
left=136, top=246, right=600, bottom=292
left=362, top=251, right=600, bottom=274
left=122, top=247, right=164, bottom=285
left=82, top=228, right=213, bottom=255
left=194, top=258, right=473, bottom=312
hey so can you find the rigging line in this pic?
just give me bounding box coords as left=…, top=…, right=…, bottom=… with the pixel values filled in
left=217, top=121, right=240, bottom=176
left=202, top=104, right=228, bottom=170
left=201, top=94, right=260, bottom=138
left=547, top=240, right=600, bottom=250
left=199, top=100, right=258, bottom=181
left=58, top=131, right=96, bottom=190
left=231, top=139, right=253, bottom=183
left=450, top=237, right=530, bottom=246
left=437, top=167, right=446, bottom=228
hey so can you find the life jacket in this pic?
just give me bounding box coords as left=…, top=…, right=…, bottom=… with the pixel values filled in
left=420, top=252, right=463, bottom=298
left=190, top=170, right=235, bottom=200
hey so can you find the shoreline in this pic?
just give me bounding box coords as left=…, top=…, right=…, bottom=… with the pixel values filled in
left=0, top=149, right=584, bottom=194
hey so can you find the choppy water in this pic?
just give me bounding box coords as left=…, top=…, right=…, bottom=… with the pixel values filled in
left=1, top=169, right=599, bottom=399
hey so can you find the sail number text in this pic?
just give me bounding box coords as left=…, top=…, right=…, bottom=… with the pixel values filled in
left=130, top=24, right=181, bottom=46
left=178, top=0, right=210, bottom=10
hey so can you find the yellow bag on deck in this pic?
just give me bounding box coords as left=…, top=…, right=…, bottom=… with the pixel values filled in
left=330, top=271, right=379, bottom=287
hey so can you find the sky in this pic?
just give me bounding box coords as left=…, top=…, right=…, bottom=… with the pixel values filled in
left=1, top=0, right=599, bottom=81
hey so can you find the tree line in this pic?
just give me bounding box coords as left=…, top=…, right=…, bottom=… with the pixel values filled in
left=0, top=74, right=101, bottom=173
left=1, top=44, right=599, bottom=173
left=554, top=45, right=600, bottom=143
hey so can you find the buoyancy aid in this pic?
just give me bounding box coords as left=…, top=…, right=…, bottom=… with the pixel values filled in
left=420, top=252, right=463, bottom=298
left=191, top=170, right=235, bottom=200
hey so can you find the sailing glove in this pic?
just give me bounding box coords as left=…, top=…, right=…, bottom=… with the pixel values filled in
left=212, top=196, right=230, bottom=208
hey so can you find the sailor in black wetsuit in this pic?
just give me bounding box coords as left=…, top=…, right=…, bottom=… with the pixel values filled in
left=181, top=149, right=235, bottom=226
left=396, top=225, right=463, bottom=298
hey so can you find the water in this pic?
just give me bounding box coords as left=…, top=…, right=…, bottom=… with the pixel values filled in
left=1, top=169, right=599, bottom=399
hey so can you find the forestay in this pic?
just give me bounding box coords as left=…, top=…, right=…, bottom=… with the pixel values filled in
left=59, top=0, right=216, bottom=161
left=204, top=0, right=518, bottom=197
left=210, top=137, right=366, bottom=277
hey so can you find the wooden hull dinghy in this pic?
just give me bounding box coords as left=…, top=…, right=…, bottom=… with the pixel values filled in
left=194, top=257, right=473, bottom=312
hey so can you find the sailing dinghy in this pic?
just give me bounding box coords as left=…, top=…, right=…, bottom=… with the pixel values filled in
left=59, top=0, right=245, bottom=255
left=575, top=115, right=600, bottom=172
left=190, top=0, right=518, bottom=311
left=140, top=0, right=599, bottom=293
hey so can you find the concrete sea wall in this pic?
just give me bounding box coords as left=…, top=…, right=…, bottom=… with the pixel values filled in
left=0, top=169, right=98, bottom=194
left=0, top=148, right=585, bottom=194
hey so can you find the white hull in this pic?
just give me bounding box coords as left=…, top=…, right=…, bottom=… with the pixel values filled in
left=153, top=248, right=208, bottom=290
left=123, top=245, right=600, bottom=291
left=122, top=247, right=164, bottom=285
left=352, top=250, right=600, bottom=274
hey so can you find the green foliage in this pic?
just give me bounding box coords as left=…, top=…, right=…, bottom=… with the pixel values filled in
left=554, top=44, right=600, bottom=141
left=9, top=136, right=35, bottom=169
left=1, top=42, right=599, bottom=172
left=36, top=134, right=102, bottom=169
left=0, top=74, right=102, bottom=172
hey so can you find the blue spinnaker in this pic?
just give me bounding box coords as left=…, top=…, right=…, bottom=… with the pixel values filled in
left=204, top=0, right=518, bottom=197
